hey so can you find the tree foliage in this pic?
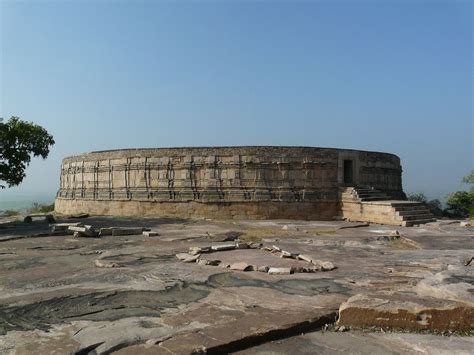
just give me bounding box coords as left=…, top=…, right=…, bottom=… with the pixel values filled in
left=444, top=171, right=474, bottom=218
left=0, top=116, right=55, bottom=188
left=445, top=191, right=473, bottom=218
left=462, top=170, right=474, bottom=184
left=407, top=192, right=427, bottom=203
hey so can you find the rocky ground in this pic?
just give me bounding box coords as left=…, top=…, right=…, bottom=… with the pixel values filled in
left=0, top=215, right=472, bottom=354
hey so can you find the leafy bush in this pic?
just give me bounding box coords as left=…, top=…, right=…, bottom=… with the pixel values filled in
left=27, top=202, right=55, bottom=214
left=444, top=191, right=474, bottom=218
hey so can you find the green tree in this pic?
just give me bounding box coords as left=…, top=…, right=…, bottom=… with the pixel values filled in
left=444, top=172, right=474, bottom=218
left=462, top=170, right=474, bottom=184
left=0, top=116, right=55, bottom=188
left=445, top=191, right=473, bottom=218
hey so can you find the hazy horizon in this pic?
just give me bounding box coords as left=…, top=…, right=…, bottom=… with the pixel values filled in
left=0, top=1, right=472, bottom=209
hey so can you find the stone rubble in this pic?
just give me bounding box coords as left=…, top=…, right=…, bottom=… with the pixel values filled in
left=177, top=242, right=337, bottom=275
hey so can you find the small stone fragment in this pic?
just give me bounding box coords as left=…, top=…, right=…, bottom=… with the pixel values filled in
left=198, top=259, right=221, bottom=266
left=94, top=259, right=120, bottom=268
left=256, top=265, right=270, bottom=272
left=297, top=254, right=313, bottom=263
left=282, top=225, right=289, bottom=230
left=268, top=267, right=292, bottom=275
left=460, top=221, right=472, bottom=227
left=320, top=261, right=336, bottom=271
left=235, top=242, right=249, bottom=249
left=211, top=244, right=236, bottom=251
left=51, top=222, right=81, bottom=233
left=230, top=262, right=253, bottom=271
left=390, top=230, right=401, bottom=237
left=176, top=253, right=200, bottom=262
left=143, top=231, right=159, bottom=237
left=272, top=245, right=281, bottom=252
left=280, top=250, right=295, bottom=258
left=189, top=246, right=211, bottom=255
left=70, top=225, right=97, bottom=238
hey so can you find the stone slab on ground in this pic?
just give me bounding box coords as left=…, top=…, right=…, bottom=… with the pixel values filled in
left=338, top=293, right=474, bottom=331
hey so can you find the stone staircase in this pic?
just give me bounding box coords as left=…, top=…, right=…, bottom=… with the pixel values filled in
left=341, top=187, right=436, bottom=227
left=341, top=187, right=390, bottom=202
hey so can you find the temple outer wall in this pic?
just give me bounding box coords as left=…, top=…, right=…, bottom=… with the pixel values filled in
left=55, top=146, right=404, bottom=220
left=54, top=199, right=339, bottom=220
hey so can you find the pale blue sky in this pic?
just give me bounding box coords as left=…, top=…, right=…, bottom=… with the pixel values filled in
left=0, top=0, right=472, bottom=207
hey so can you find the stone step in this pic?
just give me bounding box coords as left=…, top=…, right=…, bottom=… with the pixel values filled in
left=390, top=202, right=424, bottom=208
left=356, top=193, right=390, bottom=198
left=359, top=197, right=390, bottom=201
left=356, top=192, right=385, bottom=196
left=396, top=209, right=433, bottom=217
left=393, top=205, right=428, bottom=212
left=390, top=202, right=426, bottom=211
left=399, top=213, right=434, bottom=221
left=402, top=218, right=436, bottom=227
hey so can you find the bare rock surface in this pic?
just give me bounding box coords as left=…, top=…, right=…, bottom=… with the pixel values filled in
left=0, top=216, right=472, bottom=354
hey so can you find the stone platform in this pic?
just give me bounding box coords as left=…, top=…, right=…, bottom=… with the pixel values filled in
left=55, top=146, right=404, bottom=220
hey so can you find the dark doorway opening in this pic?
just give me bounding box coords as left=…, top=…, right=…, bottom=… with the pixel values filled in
left=343, top=160, right=353, bottom=185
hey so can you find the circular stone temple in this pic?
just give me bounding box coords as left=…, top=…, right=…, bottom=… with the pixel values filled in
left=55, top=146, right=405, bottom=220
